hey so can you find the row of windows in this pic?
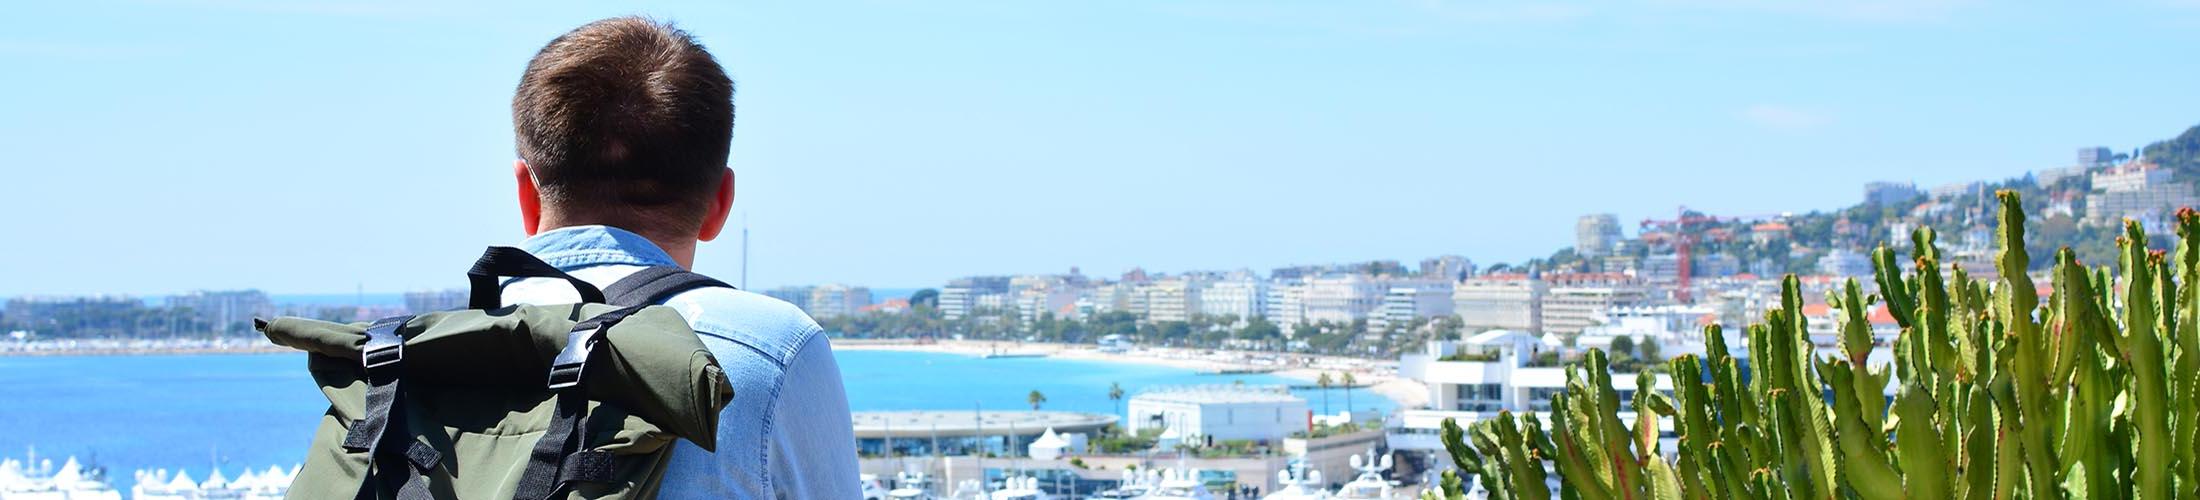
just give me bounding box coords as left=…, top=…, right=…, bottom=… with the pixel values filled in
left=1454, top=383, right=1504, bottom=401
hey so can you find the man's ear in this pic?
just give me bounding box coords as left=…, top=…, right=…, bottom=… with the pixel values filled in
left=516, top=160, right=543, bottom=236
left=697, top=167, right=735, bottom=242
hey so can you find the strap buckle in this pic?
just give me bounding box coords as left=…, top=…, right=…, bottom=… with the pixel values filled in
left=546, top=322, right=608, bottom=389
left=363, top=343, right=404, bottom=369
left=361, top=316, right=411, bottom=369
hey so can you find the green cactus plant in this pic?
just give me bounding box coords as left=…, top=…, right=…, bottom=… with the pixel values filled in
left=1422, top=191, right=2200, bottom=500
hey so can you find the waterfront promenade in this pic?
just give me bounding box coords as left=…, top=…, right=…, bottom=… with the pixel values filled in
left=836, top=338, right=1430, bottom=409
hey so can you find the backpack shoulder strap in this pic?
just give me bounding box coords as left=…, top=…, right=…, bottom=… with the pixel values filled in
left=604, top=266, right=733, bottom=307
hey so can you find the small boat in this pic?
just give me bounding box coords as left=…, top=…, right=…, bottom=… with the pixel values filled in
left=1330, top=449, right=1395, bottom=500
left=1142, top=468, right=1215, bottom=500
left=990, top=476, right=1052, bottom=500
left=1083, top=468, right=1154, bottom=499
left=1262, top=460, right=1329, bottom=500
left=948, top=479, right=989, bottom=500
left=888, top=470, right=937, bottom=499
left=863, top=473, right=890, bottom=500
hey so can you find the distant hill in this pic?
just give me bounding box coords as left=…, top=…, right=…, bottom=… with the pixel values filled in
left=1529, top=122, right=2200, bottom=275
left=2146, top=124, right=2200, bottom=182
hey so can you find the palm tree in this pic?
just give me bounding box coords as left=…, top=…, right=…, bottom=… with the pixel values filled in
left=1341, top=371, right=1358, bottom=418
left=1028, top=389, right=1048, bottom=411
left=1107, top=382, right=1125, bottom=417
left=1315, top=372, right=1334, bottom=416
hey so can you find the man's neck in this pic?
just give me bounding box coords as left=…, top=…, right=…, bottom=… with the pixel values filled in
left=536, top=218, right=697, bottom=269
left=656, top=239, right=697, bottom=269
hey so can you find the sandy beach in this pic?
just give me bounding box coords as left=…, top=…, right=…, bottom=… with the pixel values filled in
left=835, top=338, right=1430, bottom=409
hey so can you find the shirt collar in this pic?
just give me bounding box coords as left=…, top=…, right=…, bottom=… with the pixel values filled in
left=519, top=225, right=681, bottom=270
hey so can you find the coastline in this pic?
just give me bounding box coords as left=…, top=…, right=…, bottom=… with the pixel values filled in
left=0, top=342, right=293, bottom=357
left=835, top=338, right=1429, bottom=409
left=4, top=337, right=1432, bottom=410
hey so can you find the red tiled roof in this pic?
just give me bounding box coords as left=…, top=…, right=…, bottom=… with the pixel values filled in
left=1869, top=304, right=1897, bottom=325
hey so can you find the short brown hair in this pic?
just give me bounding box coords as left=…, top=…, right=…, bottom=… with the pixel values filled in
left=513, top=17, right=733, bottom=236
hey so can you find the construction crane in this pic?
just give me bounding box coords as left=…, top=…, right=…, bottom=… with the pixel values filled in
left=1641, top=206, right=1729, bottom=303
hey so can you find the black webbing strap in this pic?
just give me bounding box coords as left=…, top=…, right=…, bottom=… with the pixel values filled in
left=340, top=316, right=439, bottom=500
left=512, top=391, right=587, bottom=500
left=558, top=451, right=618, bottom=483
left=603, top=266, right=731, bottom=307
left=467, top=246, right=607, bottom=310
left=390, top=441, right=439, bottom=500
left=512, top=307, right=648, bottom=500
left=342, top=316, right=411, bottom=452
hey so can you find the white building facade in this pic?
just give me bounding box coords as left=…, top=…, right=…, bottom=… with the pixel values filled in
left=1127, top=385, right=1310, bottom=443
left=806, top=284, right=873, bottom=319
left=1302, top=275, right=1386, bottom=324
left=1199, top=279, right=1267, bottom=323
left=1453, top=277, right=1545, bottom=334
left=1369, top=282, right=1455, bottom=332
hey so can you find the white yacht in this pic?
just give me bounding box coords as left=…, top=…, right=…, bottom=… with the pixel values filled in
left=1261, top=461, right=1328, bottom=500
left=1141, top=468, right=1215, bottom=500
left=1330, top=449, right=1394, bottom=500
left=0, top=452, right=122, bottom=500
left=948, top=479, right=990, bottom=500
left=888, top=470, right=938, bottom=500
left=990, top=476, right=1052, bottom=500
left=1084, top=468, right=1155, bottom=499
left=864, top=473, right=890, bottom=500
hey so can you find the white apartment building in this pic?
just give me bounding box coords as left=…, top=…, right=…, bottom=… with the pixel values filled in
left=806, top=284, right=873, bottom=319
left=1302, top=275, right=1386, bottom=325
left=940, top=277, right=1011, bottom=320
left=1006, top=275, right=1082, bottom=322
left=1080, top=284, right=1130, bottom=316
left=1696, top=253, right=1741, bottom=279
left=1388, top=314, right=1896, bottom=469
left=1369, top=283, right=1455, bottom=333
left=939, top=286, right=973, bottom=320
left=1541, top=285, right=1649, bottom=337
left=1013, top=286, right=1080, bottom=323
left=1387, top=330, right=1678, bottom=459
left=1263, top=281, right=1307, bottom=328
left=1574, top=305, right=1724, bottom=359
left=974, top=293, right=1012, bottom=311
left=1453, top=276, right=1544, bottom=334
left=1576, top=214, right=1623, bottom=258
left=1140, top=278, right=1203, bottom=322
left=762, top=286, right=815, bottom=313
left=1199, top=279, right=1267, bottom=322
left=1818, top=248, right=1874, bottom=278
left=1642, top=255, right=1682, bottom=283
left=1127, top=385, right=1310, bottom=443
left=2086, top=161, right=2199, bottom=225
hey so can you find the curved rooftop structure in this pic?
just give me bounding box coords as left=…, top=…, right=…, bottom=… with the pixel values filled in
left=851, top=410, right=1116, bottom=439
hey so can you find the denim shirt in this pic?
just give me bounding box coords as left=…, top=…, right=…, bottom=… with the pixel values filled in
left=501, top=225, right=860, bottom=499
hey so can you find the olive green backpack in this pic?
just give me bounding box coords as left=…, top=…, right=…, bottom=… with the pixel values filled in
left=256, top=247, right=736, bottom=500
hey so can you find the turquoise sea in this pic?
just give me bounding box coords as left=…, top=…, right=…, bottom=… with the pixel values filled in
left=0, top=350, right=1391, bottom=489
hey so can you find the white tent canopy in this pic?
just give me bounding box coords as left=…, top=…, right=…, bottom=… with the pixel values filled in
left=1027, top=427, right=1069, bottom=460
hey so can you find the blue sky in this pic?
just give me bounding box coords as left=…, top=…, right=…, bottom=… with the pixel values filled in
left=3, top=0, right=2197, bottom=296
